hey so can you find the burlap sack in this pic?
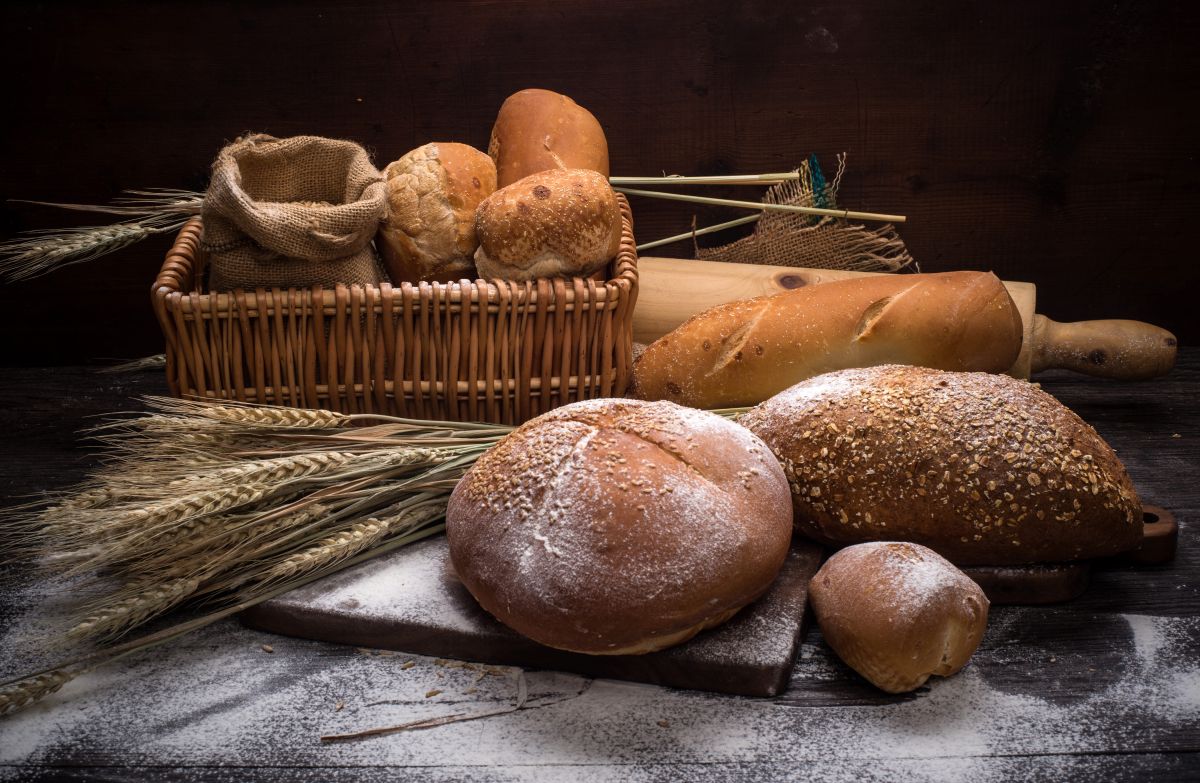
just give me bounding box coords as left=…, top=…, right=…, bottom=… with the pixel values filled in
left=203, top=134, right=387, bottom=290
left=698, top=154, right=914, bottom=273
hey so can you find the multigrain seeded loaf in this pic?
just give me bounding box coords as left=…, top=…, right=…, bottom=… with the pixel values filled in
left=631, top=271, right=1023, bottom=408
left=739, top=365, right=1143, bottom=565
left=446, top=398, right=793, bottom=655
left=810, top=542, right=990, bottom=693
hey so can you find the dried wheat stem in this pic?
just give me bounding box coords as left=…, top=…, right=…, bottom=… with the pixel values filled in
left=613, top=186, right=907, bottom=223
left=96, top=483, right=279, bottom=535
left=68, top=576, right=201, bottom=641
left=145, top=397, right=352, bottom=429
left=0, top=669, right=81, bottom=716
left=133, top=503, right=332, bottom=579
left=0, top=223, right=150, bottom=280
left=636, top=214, right=762, bottom=251
left=610, top=172, right=800, bottom=186
left=165, top=451, right=373, bottom=491
left=97, top=354, right=167, bottom=374
left=262, top=504, right=443, bottom=585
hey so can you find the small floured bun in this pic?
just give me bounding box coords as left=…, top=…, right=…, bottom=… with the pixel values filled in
left=446, top=398, right=793, bottom=655
left=739, top=365, right=1143, bottom=565
left=810, top=541, right=989, bottom=693
left=473, top=168, right=621, bottom=281
left=377, top=142, right=497, bottom=283
left=488, top=88, right=609, bottom=188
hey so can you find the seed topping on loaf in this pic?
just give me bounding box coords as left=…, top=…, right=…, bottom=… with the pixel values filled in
left=740, top=365, right=1142, bottom=564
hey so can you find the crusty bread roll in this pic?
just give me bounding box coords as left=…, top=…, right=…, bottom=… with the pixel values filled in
left=376, top=142, right=497, bottom=283
left=488, top=88, right=609, bottom=188
left=446, top=398, right=793, bottom=655
left=631, top=271, right=1023, bottom=408
left=739, top=365, right=1143, bottom=565
left=474, top=168, right=622, bottom=281
left=810, top=542, right=990, bottom=693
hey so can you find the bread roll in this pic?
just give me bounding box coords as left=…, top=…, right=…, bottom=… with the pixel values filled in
left=810, top=542, right=989, bottom=693
left=489, top=88, right=609, bottom=188
left=446, top=398, right=793, bottom=655
left=739, top=365, right=1143, bottom=565
left=474, top=168, right=622, bottom=281
left=376, top=143, right=497, bottom=283
left=631, top=271, right=1023, bottom=408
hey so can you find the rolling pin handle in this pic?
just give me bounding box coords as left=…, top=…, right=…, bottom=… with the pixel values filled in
left=1030, top=314, right=1178, bottom=380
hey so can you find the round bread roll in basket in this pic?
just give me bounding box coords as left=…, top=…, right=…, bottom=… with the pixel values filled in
left=446, top=398, right=794, bottom=655
left=473, top=168, right=622, bottom=281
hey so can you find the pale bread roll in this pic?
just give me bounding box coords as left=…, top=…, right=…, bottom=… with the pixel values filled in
left=377, top=142, right=497, bottom=283
left=446, top=398, right=793, bottom=655
left=631, top=271, right=1024, bottom=408
left=810, top=542, right=989, bottom=693
left=474, top=168, right=621, bottom=281
left=739, top=365, right=1144, bottom=565
left=488, top=88, right=609, bottom=188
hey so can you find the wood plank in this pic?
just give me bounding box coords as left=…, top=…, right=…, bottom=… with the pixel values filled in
left=241, top=537, right=824, bottom=698
left=0, top=0, right=1197, bottom=366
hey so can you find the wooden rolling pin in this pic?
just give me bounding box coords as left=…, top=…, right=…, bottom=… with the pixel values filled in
left=635, top=257, right=1177, bottom=380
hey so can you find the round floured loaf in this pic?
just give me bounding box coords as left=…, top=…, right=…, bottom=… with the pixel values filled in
left=446, top=398, right=793, bottom=655
left=810, top=541, right=990, bottom=693
left=488, top=88, right=609, bottom=188
left=473, top=168, right=621, bottom=281
left=739, top=365, right=1143, bottom=565
left=377, top=142, right=497, bottom=283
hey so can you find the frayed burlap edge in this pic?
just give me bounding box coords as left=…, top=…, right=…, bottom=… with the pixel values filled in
left=697, top=154, right=914, bottom=273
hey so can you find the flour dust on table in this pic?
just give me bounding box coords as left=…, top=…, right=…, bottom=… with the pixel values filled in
left=1, top=608, right=1197, bottom=781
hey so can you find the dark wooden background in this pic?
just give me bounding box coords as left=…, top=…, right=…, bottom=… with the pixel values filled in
left=1, top=0, right=1197, bottom=365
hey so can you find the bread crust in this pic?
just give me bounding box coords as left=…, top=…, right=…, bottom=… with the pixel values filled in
left=377, top=142, right=497, bottom=283
left=489, top=88, right=609, bottom=188
left=446, top=398, right=793, bottom=655
left=474, top=168, right=621, bottom=281
left=631, top=271, right=1024, bottom=408
left=739, top=365, right=1143, bottom=565
left=810, top=542, right=989, bottom=693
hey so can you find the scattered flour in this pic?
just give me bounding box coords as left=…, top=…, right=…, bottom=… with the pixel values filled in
left=0, top=608, right=1196, bottom=779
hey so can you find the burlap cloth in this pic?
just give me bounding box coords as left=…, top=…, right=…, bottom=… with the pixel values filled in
left=203, top=134, right=387, bottom=291
left=698, top=154, right=913, bottom=273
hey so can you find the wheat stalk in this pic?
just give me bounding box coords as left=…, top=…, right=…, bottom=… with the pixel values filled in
left=68, top=576, right=201, bottom=642
left=259, top=503, right=443, bottom=587
left=613, top=186, right=907, bottom=223
left=0, top=222, right=176, bottom=282
left=97, top=354, right=167, bottom=374
left=1, top=189, right=205, bottom=283
left=0, top=669, right=82, bottom=716
left=146, top=397, right=352, bottom=429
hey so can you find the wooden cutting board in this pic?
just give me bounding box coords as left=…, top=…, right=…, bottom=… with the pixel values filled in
left=635, top=257, right=1177, bottom=380
left=242, top=537, right=825, bottom=698
left=241, top=510, right=1175, bottom=695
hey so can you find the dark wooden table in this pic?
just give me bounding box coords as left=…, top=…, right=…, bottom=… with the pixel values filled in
left=0, top=356, right=1197, bottom=781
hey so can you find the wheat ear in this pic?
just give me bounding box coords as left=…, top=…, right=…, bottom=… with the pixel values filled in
left=68, top=576, right=201, bottom=642
left=261, top=504, right=444, bottom=586
left=0, top=669, right=82, bottom=716
left=145, top=397, right=352, bottom=429
left=0, top=222, right=166, bottom=282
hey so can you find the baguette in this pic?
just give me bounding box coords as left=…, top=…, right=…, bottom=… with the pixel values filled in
left=631, top=271, right=1023, bottom=408
left=739, top=365, right=1144, bottom=565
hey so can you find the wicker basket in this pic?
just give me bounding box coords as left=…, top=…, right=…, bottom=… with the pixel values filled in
left=152, top=196, right=638, bottom=424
